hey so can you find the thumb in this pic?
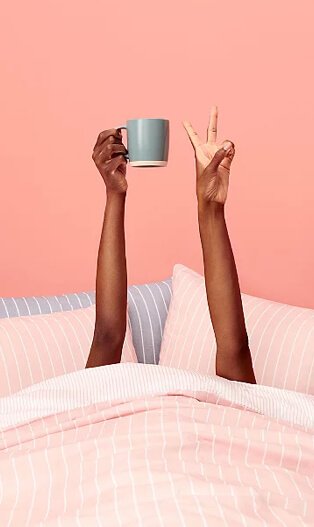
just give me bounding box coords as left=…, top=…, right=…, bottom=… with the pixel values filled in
left=208, top=147, right=228, bottom=171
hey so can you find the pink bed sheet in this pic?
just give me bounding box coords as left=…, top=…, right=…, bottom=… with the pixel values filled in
left=1, top=386, right=313, bottom=526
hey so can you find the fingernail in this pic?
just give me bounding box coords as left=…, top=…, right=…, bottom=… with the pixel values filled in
left=223, top=142, right=231, bottom=151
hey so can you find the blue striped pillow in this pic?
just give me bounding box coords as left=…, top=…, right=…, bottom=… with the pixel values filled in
left=0, top=279, right=172, bottom=365
left=127, top=280, right=172, bottom=364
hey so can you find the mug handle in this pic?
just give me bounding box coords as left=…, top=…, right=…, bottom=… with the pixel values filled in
left=115, top=124, right=129, bottom=160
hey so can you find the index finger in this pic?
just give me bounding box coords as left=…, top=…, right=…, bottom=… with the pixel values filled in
left=93, top=128, right=121, bottom=150
left=207, top=106, right=218, bottom=144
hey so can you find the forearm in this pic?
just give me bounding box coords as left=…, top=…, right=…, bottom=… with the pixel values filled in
left=86, top=192, right=127, bottom=367
left=198, top=201, right=247, bottom=351
left=198, top=201, right=255, bottom=382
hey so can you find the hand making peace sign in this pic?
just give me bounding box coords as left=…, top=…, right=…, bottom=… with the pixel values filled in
left=183, top=106, right=235, bottom=205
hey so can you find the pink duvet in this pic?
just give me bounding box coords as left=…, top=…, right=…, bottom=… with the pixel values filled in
left=1, top=364, right=313, bottom=526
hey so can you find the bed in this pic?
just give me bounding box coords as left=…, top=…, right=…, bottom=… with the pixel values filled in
left=1, top=273, right=313, bottom=526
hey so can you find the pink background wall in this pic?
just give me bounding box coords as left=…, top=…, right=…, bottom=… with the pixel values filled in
left=1, top=0, right=313, bottom=308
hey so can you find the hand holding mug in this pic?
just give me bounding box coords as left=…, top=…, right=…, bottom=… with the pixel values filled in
left=92, top=129, right=128, bottom=194
left=183, top=106, right=235, bottom=205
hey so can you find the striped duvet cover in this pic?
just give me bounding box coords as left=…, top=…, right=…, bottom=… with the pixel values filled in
left=1, top=363, right=313, bottom=526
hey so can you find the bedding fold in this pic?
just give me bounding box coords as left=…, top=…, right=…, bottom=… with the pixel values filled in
left=0, top=363, right=313, bottom=526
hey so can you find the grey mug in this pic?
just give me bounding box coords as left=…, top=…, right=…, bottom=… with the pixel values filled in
left=115, top=118, right=169, bottom=167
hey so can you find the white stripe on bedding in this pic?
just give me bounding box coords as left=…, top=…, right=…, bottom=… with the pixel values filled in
left=0, top=363, right=313, bottom=430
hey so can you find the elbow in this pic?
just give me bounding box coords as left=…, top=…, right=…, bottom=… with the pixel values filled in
left=217, top=334, right=249, bottom=358
left=216, top=336, right=256, bottom=383
left=92, top=324, right=125, bottom=350
left=87, top=326, right=126, bottom=368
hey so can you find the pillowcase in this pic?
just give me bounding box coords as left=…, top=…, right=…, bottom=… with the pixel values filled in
left=0, top=305, right=137, bottom=397
left=159, top=264, right=314, bottom=394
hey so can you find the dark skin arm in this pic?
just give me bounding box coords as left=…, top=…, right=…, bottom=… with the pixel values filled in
left=183, top=107, right=256, bottom=383
left=86, top=129, right=128, bottom=368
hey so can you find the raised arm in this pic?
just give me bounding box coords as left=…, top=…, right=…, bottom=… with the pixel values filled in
left=183, top=107, right=256, bottom=383
left=86, top=129, right=128, bottom=368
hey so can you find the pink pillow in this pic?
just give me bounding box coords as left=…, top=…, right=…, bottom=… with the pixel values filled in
left=159, top=264, right=314, bottom=394
left=0, top=305, right=137, bottom=397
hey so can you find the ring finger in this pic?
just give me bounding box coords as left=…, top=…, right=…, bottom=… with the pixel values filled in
left=97, top=143, right=128, bottom=163
left=220, top=140, right=235, bottom=170
left=221, top=139, right=235, bottom=150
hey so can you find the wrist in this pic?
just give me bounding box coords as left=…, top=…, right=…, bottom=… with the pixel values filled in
left=198, top=200, right=224, bottom=218
left=106, top=190, right=126, bottom=202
